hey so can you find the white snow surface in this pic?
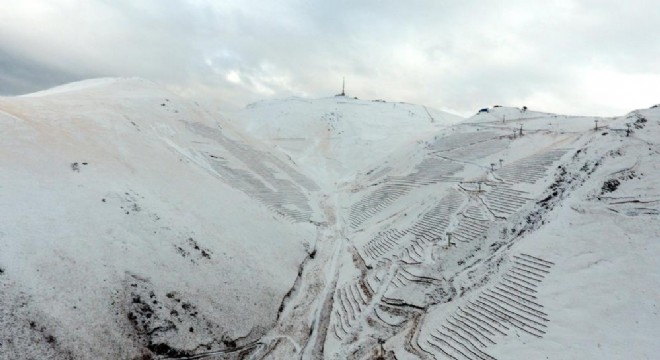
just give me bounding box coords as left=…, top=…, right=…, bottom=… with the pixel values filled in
left=226, top=96, right=462, bottom=188
left=0, top=78, right=317, bottom=358
left=0, top=78, right=658, bottom=360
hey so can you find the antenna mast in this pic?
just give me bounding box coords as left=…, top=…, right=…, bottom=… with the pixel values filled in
left=342, top=77, right=345, bottom=96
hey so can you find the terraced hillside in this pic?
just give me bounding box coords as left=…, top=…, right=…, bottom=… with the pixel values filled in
left=265, top=105, right=660, bottom=360
left=1, top=80, right=658, bottom=359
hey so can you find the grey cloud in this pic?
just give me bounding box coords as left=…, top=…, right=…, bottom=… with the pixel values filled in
left=0, top=49, right=85, bottom=95
left=0, top=0, right=658, bottom=115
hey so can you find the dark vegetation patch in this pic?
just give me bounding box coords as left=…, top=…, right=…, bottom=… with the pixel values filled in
left=173, top=238, right=212, bottom=263
left=120, top=274, right=248, bottom=358
left=597, top=164, right=640, bottom=198
left=601, top=179, right=620, bottom=193
left=187, top=238, right=212, bottom=259
left=627, top=111, right=648, bottom=129
left=70, top=162, right=89, bottom=172
left=103, top=190, right=159, bottom=219
left=222, top=338, right=236, bottom=349
left=147, top=342, right=188, bottom=357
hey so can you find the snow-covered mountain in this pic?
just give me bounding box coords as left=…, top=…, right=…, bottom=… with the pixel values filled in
left=0, top=78, right=658, bottom=359
left=226, top=96, right=462, bottom=187
left=0, top=78, right=319, bottom=358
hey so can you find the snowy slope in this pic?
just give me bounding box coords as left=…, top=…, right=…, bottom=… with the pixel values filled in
left=0, top=78, right=319, bottom=358
left=227, top=96, right=463, bottom=188
left=261, top=104, right=659, bottom=359
left=1, top=78, right=658, bottom=360
left=481, top=109, right=660, bottom=360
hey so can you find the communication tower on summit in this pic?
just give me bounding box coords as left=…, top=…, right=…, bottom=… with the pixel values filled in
left=336, top=77, right=346, bottom=97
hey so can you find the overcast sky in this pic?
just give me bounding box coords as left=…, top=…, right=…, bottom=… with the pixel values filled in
left=1, top=0, right=658, bottom=116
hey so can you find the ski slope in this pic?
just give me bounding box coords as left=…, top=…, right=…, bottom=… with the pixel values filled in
left=0, top=79, right=658, bottom=359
